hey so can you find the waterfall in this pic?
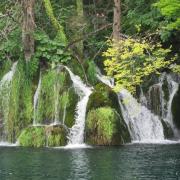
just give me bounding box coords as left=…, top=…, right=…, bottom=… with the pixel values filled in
left=62, top=89, right=69, bottom=125
left=54, top=81, right=60, bottom=125
left=164, top=75, right=179, bottom=137
left=118, top=89, right=164, bottom=142
left=96, top=67, right=114, bottom=88
left=146, top=73, right=179, bottom=138
left=0, top=62, right=17, bottom=142
left=139, top=87, right=148, bottom=107
left=33, top=73, right=41, bottom=126
left=96, top=68, right=165, bottom=142
left=63, top=66, right=92, bottom=146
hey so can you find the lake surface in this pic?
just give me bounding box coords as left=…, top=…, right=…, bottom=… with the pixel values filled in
left=0, top=144, right=180, bottom=180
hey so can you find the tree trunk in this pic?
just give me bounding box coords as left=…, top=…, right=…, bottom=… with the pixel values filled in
left=113, top=0, right=121, bottom=41
left=22, top=0, right=35, bottom=62
left=76, top=0, right=84, bottom=54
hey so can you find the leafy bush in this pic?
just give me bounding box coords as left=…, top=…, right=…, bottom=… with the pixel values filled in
left=103, top=38, right=176, bottom=93
left=34, top=31, right=71, bottom=65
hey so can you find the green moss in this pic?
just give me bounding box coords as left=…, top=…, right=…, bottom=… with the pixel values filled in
left=0, top=60, right=12, bottom=80
left=18, top=125, right=67, bottom=147
left=9, top=61, right=33, bottom=142
left=43, top=0, right=67, bottom=44
left=68, top=59, right=84, bottom=80
left=87, top=83, right=120, bottom=114
left=37, top=69, right=70, bottom=124
left=86, top=107, right=130, bottom=145
left=46, top=125, right=67, bottom=147
left=18, top=127, right=46, bottom=147
left=86, top=60, right=98, bottom=85
left=64, top=88, right=78, bottom=128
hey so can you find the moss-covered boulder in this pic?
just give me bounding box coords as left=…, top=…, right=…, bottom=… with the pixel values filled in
left=18, top=125, right=68, bottom=147
left=45, top=125, right=67, bottom=147
left=85, top=107, right=130, bottom=145
left=18, top=126, right=46, bottom=147
left=172, top=86, right=180, bottom=129
left=64, top=88, right=78, bottom=128
left=35, top=66, right=79, bottom=127
left=87, top=83, right=120, bottom=113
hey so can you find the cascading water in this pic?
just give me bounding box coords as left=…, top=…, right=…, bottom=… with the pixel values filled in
left=63, top=66, right=92, bottom=146
left=96, top=67, right=114, bottom=88
left=54, top=81, right=60, bottom=125
left=146, top=73, right=180, bottom=138
left=62, top=89, right=70, bottom=125
left=96, top=68, right=165, bottom=142
left=118, top=89, right=164, bottom=142
left=33, top=73, right=41, bottom=126
left=0, top=62, right=17, bottom=142
left=165, top=76, right=179, bottom=136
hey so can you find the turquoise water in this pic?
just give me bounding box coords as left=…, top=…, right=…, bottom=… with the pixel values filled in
left=0, top=144, right=180, bottom=180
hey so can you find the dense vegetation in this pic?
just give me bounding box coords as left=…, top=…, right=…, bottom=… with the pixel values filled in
left=0, top=0, right=179, bottom=147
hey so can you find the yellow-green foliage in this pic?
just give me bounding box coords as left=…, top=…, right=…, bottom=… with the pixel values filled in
left=171, top=64, right=180, bottom=74
left=43, top=0, right=67, bottom=44
left=103, top=38, right=176, bottom=93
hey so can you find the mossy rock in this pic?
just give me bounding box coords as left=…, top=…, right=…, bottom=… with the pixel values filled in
left=161, top=120, right=174, bottom=139
left=85, top=107, right=130, bottom=145
left=18, top=125, right=68, bottom=147
left=45, top=125, right=68, bottom=147
left=172, top=86, right=180, bottom=129
left=64, top=88, right=78, bottom=128
left=18, top=126, right=46, bottom=147
left=162, top=76, right=170, bottom=102
left=36, top=68, right=74, bottom=124
left=140, top=74, right=160, bottom=94
left=87, top=83, right=120, bottom=114
left=68, top=59, right=84, bottom=80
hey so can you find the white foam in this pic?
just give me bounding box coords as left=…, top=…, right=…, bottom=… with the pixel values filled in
left=55, top=144, right=92, bottom=149
left=0, top=141, right=17, bottom=147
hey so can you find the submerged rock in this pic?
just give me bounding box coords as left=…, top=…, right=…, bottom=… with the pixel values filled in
left=85, top=107, right=130, bottom=145
left=18, top=125, right=67, bottom=147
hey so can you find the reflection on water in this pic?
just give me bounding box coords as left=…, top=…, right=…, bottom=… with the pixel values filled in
left=0, top=144, right=180, bottom=180
left=68, top=149, right=90, bottom=180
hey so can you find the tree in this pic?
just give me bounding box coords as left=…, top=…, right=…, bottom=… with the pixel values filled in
left=103, top=38, right=175, bottom=93
left=76, top=0, right=84, bottom=54
left=113, top=0, right=121, bottom=40
left=154, top=0, right=180, bottom=31
left=22, top=0, right=35, bottom=61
